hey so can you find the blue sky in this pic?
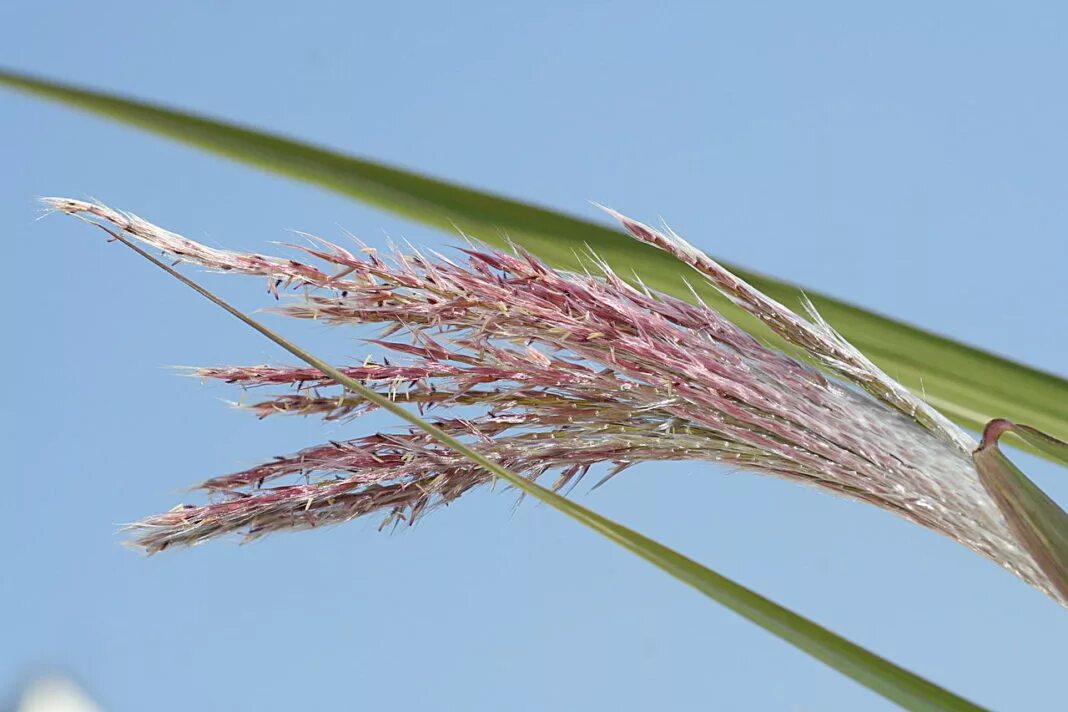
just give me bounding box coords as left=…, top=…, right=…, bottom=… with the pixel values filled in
left=3, top=2, right=1068, bottom=710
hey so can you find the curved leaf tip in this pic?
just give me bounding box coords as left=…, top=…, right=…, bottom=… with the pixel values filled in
left=974, top=419, right=1068, bottom=601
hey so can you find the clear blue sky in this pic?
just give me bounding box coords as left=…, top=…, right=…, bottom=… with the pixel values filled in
left=3, top=2, right=1068, bottom=710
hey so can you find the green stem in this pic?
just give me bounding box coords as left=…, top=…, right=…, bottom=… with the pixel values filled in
left=93, top=220, right=985, bottom=711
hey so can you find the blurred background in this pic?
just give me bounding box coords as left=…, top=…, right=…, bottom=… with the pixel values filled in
left=3, top=2, right=1068, bottom=710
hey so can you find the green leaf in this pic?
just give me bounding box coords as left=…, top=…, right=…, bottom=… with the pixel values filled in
left=2, top=68, right=1065, bottom=455
left=973, top=420, right=1068, bottom=600
left=84, top=214, right=986, bottom=712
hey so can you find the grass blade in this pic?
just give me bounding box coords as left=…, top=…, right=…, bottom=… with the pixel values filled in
left=73, top=216, right=987, bottom=712
left=2, top=68, right=1066, bottom=452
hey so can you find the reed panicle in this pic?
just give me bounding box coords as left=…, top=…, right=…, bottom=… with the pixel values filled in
left=43, top=197, right=1062, bottom=605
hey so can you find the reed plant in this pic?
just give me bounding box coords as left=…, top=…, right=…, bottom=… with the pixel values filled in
left=7, top=69, right=1068, bottom=711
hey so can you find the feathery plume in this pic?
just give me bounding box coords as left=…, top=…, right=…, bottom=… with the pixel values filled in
left=43, top=197, right=1062, bottom=605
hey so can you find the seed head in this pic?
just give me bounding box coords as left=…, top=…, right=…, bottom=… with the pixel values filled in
left=43, top=197, right=1063, bottom=606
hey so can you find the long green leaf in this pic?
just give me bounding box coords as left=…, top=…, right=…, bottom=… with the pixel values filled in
left=2, top=68, right=1065, bottom=452
left=82, top=215, right=985, bottom=712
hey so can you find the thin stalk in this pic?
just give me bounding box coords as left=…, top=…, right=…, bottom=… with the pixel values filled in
left=87, top=220, right=985, bottom=712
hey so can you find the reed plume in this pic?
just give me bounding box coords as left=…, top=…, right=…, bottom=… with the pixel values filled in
left=44, top=197, right=1062, bottom=606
